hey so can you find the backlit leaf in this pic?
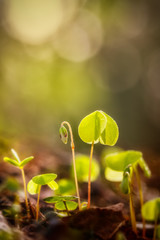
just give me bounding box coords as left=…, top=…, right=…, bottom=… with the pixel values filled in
left=105, top=167, right=123, bottom=182
left=32, top=173, right=57, bottom=185
left=44, top=195, right=77, bottom=203
left=59, top=126, right=68, bottom=144
left=72, top=154, right=100, bottom=182
left=11, top=149, right=20, bottom=162
left=138, top=158, right=151, bottom=178
left=27, top=179, right=39, bottom=195
left=105, top=150, right=142, bottom=171
left=142, top=198, right=160, bottom=221
left=47, top=180, right=59, bottom=190
left=100, top=113, right=119, bottom=146
left=78, top=110, right=107, bottom=144
left=55, top=179, right=76, bottom=195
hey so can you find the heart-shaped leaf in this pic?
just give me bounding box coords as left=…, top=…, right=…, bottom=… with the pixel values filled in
left=142, top=198, right=160, bottom=221
left=55, top=201, right=78, bottom=211
left=32, top=173, right=57, bottom=185
left=27, top=179, right=39, bottom=195
left=105, top=150, right=142, bottom=171
left=78, top=110, right=107, bottom=144
left=47, top=180, right=59, bottom=190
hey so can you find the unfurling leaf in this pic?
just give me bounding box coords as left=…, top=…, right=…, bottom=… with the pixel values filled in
left=59, top=126, right=68, bottom=144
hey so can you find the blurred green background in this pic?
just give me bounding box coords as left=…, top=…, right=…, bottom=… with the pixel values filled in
left=0, top=0, right=160, bottom=151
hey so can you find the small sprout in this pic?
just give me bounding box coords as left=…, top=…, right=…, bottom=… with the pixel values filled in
left=78, top=110, right=119, bottom=208
left=3, top=149, right=34, bottom=218
left=104, top=150, right=151, bottom=236
left=59, top=126, right=68, bottom=144
left=142, top=198, right=160, bottom=240
left=59, top=121, right=81, bottom=210
left=55, top=179, right=76, bottom=196
left=44, top=196, right=78, bottom=216
left=71, top=154, right=100, bottom=182
left=27, top=173, right=58, bottom=221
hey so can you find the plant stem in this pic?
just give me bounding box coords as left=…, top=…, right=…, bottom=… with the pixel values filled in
left=36, top=185, right=41, bottom=221
left=135, top=167, right=146, bottom=238
left=63, top=201, right=70, bottom=216
left=21, top=168, right=30, bottom=218
left=61, top=121, right=81, bottom=210
left=129, top=177, right=137, bottom=234
left=153, top=210, right=159, bottom=240
left=87, top=141, right=94, bottom=209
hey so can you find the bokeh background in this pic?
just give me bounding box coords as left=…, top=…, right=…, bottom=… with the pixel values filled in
left=0, top=0, right=160, bottom=153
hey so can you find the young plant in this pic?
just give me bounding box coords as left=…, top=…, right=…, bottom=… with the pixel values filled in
left=142, top=198, right=160, bottom=240
left=27, top=173, right=58, bottom=220
left=44, top=195, right=78, bottom=216
left=78, top=110, right=119, bottom=208
left=105, top=150, right=151, bottom=235
left=4, top=149, right=34, bottom=217
left=59, top=121, right=81, bottom=210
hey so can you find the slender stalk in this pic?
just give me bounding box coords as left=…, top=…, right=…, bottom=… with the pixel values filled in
left=135, top=167, right=146, bottom=238
left=63, top=201, right=70, bottom=216
left=61, top=121, right=81, bottom=210
left=87, top=141, right=94, bottom=209
left=36, top=185, right=41, bottom=221
left=129, top=177, right=137, bottom=234
left=153, top=210, right=159, bottom=240
left=21, top=168, right=30, bottom=218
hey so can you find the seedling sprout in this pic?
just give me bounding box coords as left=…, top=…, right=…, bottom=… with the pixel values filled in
left=59, top=121, right=81, bottom=210
left=142, top=198, right=160, bottom=240
left=78, top=110, right=119, bottom=208
left=4, top=149, right=34, bottom=217
left=27, top=173, right=58, bottom=220
left=105, top=150, right=151, bottom=235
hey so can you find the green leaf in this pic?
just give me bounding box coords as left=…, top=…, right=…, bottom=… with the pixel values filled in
left=142, top=198, right=160, bottom=221
left=100, top=113, right=119, bottom=146
left=11, top=149, right=20, bottom=162
left=105, top=150, right=142, bottom=171
left=55, top=179, right=76, bottom=195
left=138, top=158, right=151, bottom=178
left=59, top=126, right=68, bottom=144
left=3, top=157, right=20, bottom=167
left=44, top=195, right=77, bottom=203
left=19, top=156, right=34, bottom=168
left=78, top=110, right=107, bottom=144
left=72, top=154, right=100, bottom=182
left=32, top=173, right=57, bottom=185
left=55, top=201, right=78, bottom=211
left=47, top=180, right=59, bottom=190
left=105, top=167, right=123, bottom=182
left=27, top=179, right=39, bottom=195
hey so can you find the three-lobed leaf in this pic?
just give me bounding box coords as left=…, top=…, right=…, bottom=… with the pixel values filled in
left=55, top=201, right=78, bottom=211
left=27, top=179, right=39, bottom=195
left=142, top=198, right=160, bottom=221
left=105, top=150, right=142, bottom=172
left=100, top=113, right=119, bottom=146
left=32, top=173, right=57, bottom=185
left=44, top=195, right=78, bottom=203
left=72, top=154, right=100, bottom=182
left=78, top=110, right=107, bottom=144
left=78, top=110, right=119, bottom=146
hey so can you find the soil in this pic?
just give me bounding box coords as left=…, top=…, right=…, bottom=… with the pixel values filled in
left=0, top=142, right=159, bottom=240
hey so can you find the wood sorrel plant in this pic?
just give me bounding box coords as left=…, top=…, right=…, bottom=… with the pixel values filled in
left=44, top=195, right=78, bottom=216
left=105, top=150, right=151, bottom=236
left=78, top=110, right=119, bottom=208
left=4, top=149, right=34, bottom=217
left=59, top=121, right=81, bottom=210
left=27, top=173, right=58, bottom=221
